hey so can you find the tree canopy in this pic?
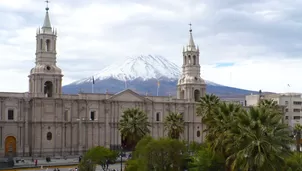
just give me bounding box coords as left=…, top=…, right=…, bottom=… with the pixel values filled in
left=125, top=137, right=187, bottom=171
left=164, top=112, right=185, bottom=139
left=78, top=146, right=118, bottom=171
left=196, top=94, right=294, bottom=171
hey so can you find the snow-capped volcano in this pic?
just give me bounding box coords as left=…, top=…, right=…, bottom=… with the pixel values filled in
left=75, top=55, right=180, bottom=84
left=73, top=55, right=221, bottom=86
left=64, top=55, right=257, bottom=96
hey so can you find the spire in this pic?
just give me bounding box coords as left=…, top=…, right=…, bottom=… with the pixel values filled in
left=186, top=23, right=196, bottom=51
left=42, top=0, right=52, bottom=33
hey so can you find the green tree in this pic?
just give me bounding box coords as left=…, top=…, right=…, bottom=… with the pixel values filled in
left=228, top=107, right=293, bottom=171
left=189, top=144, right=225, bottom=171
left=132, top=136, right=153, bottom=159
left=127, top=137, right=187, bottom=171
left=196, top=93, right=220, bottom=122
left=196, top=94, right=293, bottom=171
left=206, top=102, right=242, bottom=158
left=119, top=108, right=151, bottom=150
left=188, top=141, right=205, bottom=155
left=202, top=102, right=242, bottom=171
left=258, top=99, right=282, bottom=115
left=78, top=146, right=118, bottom=171
left=125, top=159, right=141, bottom=171
left=164, top=112, right=185, bottom=139
left=285, top=152, right=302, bottom=171
left=294, top=124, right=302, bottom=152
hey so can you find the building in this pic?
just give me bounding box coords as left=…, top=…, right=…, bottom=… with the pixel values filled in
left=219, top=95, right=246, bottom=106
left=0, top=6, right=206, bottom=158
left=245, top=93, right=300, bottom=128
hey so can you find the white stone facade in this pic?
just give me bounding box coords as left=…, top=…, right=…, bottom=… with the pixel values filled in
left=0, top=7, right=206, bottom=157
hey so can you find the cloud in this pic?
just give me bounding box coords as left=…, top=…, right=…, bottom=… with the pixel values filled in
left=203, top=58, right=302, bottom=93
left=0, top=0, right=302, bottom=93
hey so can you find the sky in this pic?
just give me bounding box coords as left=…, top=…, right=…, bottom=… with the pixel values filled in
left=0, top=0, right=302, bottom=93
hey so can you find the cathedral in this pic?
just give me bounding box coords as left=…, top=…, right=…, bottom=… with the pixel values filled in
left=0, top=5, right=206, bottom=158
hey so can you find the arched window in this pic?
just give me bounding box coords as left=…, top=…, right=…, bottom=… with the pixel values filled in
left=156, top=112, right=160, bottom=122
left=90, top=111, right=96, bottom=121
left=197, top=131, right=201, bottom=137
left=188, top=55, right=191, bottom=64
left=44, top=81, right=53, bottom=97
left=180, top=90, right=185, bottom=99
left=194, top=89, right=200, bottom=102
left=45, top=39, right=51, bottom=51
left=64, top=110, right=69, bottom=122
left=46, top=132, right=52, bottom=140
left=193, top=55, right=196, bottom=65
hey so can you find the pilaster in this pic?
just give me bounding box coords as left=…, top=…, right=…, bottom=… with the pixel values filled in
left=24, top=99, right=30, bottom=156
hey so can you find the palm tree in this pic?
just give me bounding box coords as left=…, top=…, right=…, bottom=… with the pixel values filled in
left=294, top=124, right=302, bottom=152
left=285, top=152, right=302, bottom=171
left=258, top=99, right=282, bottom=115
left=164, top=112, right=185, bottom=139
left=118, top=108, right=151, bottom=150
left=228, top=107, right=293, bottom=171
left=207, top=103, right=242, bottom=157
left=196, top=94, right=220, bottom=122
left=196, top=94, right=220, bottom=145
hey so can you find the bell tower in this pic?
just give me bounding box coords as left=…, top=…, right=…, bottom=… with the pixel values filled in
left=29, top=2, right=63, bottom=98
left=177, top=24, right=206, bottom=101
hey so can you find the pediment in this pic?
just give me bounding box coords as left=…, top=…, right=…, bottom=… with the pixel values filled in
left=108, top=89, right=152, bottom=102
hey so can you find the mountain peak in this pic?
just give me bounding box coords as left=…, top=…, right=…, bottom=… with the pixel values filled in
left=72, top=55, right=223, bottom=86
left=75, top=55, right=180, bottom=84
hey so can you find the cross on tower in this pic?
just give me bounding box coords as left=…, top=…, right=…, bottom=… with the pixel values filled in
left=189, top=23, right=192, bottom=32
left=45, top=0, right=50, bottom=7
left=45, top=0, right=50, bottom=10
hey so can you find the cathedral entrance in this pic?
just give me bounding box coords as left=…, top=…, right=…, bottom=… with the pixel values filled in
left=5, top=136, right=16, bottom=157
left=44, top=81, right=53, bottom=97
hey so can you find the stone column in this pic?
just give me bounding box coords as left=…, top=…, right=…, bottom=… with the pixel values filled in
left=18, top=126, right=23, bottom=156
left=40, top=102, right=44, bottom=156
left=54, top=102, right=57, bottom=156
left=78, top=118, right=82, bottom=154
left=105, top=102, right=111, bottom=148
left=24, top=99, right=30, bottom=156
left=61, top=100, right=65, bottom=156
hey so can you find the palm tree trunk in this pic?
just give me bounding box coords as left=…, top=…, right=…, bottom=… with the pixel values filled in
left=297, top=131, right=301, bottom=152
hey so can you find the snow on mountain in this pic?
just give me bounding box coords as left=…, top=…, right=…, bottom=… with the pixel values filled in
left=205, top=80, right=222, bottom=86
left=73, top=55, right=222, bottom=86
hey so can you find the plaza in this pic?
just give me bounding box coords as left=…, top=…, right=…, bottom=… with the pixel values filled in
left=18, top=164, right=125, bottom=171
